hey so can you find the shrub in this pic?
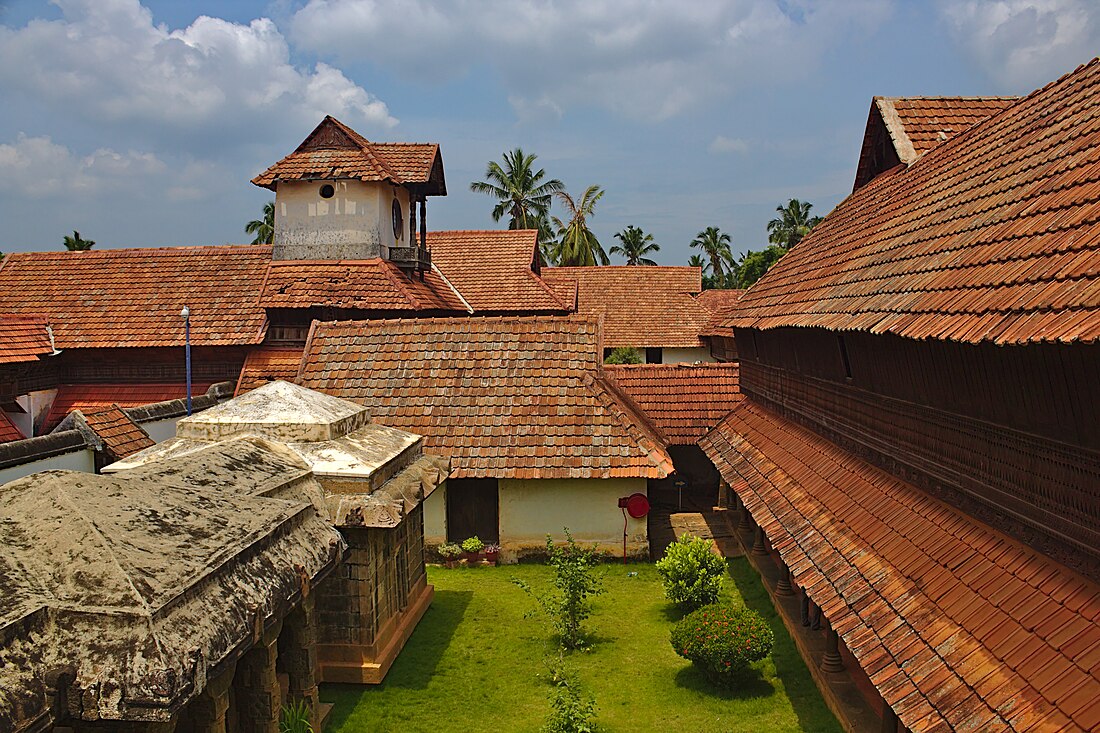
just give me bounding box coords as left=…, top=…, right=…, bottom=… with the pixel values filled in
left=604, top=346, right=642, bottom=364
left=280, top=700, right=313, bottom=733
left=514, top=529, right=604, bottom=650
left=461, top=536, right=485, bottom=554
left=543, top=664, right=598, bottom=733
left=655, top=534, right=726, bottom=609
left=437, top=542, right=463, bottom=560
left=671, top=604, right=774, bottom=687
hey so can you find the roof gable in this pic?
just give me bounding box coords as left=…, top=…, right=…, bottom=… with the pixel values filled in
left=0, top=315, right=54, bottom=364
left=728, top=58, right=1100, bottom=346
left=295, top=316, right=673, bottom=479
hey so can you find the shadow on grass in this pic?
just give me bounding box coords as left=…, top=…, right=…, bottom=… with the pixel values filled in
left=673, top=663, right=777, bottom=700
left=321, top=589, right=473, bottom=729
left=726, top=556, right=844, bottom=733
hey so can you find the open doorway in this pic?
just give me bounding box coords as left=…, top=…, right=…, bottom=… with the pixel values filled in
left=445, top=478, right=499, bottom=544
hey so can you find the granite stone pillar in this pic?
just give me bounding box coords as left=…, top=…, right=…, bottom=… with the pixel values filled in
left=821, top=622, right=845, bottom=673
left=235, top=619, right=283, bottom=733
left=283, top=596, right=321, bottom=732
left=752, top=525, right=769, bottom=556
left=191, top=665, right=235, bottom=733
left=736, top=502, right=752, bottom=533
left=775, top=564, right=794, bottom=596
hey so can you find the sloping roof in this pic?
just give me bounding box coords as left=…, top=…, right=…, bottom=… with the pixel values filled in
left=79, top=405, right=154, bottom=458
left=727, top=59, right=1100, bottom=346
left=45, top=383, right=215, bottom=430
left=694, top=289, right=745, bottom=337
left=701, top=401, right=1100, bottom=732
left=259, top=260, right=469, bottom=312
left=252, top=116, right=445, bottom=195
left=541, top=266, right=710, bottom=348
left=603, top=363, right=741, bottom=444
left=296, top=316, right=673, bottom=479
left=0, top=411, right=23, bottom=443
left=236, top=346, right=304, bottom=395
left=427, top=230, right=571, bottom=313
left=0, top=246, right=270, bottom=348
left=0, top=315, right=54, bottom=364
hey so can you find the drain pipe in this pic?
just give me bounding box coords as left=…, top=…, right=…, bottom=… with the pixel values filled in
left=621, top=506, right=629, bottom=564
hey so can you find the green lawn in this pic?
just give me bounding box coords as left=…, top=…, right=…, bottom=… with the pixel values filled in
left=322, top=559, right=841, bottom=732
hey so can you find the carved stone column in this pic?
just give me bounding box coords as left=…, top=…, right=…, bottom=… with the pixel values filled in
left=283, top=596, right=320, bottom=732
left=775, top=564, right=794, bottom=596
left=752, top=525, right=769, bottom=556
left=736, top=502, right=752, bottom=533
left=419, top=198, right=427, bottom=253
left=191, top=664, right=235, bottom=733
left=881, top=701, right=899, bottom=733
left=821, top=621, right=845, bottom=673
left=235, top=619, right=283, bottom=733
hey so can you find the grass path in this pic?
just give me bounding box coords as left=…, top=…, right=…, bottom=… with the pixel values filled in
left=322, top=559, right=841, bottom=732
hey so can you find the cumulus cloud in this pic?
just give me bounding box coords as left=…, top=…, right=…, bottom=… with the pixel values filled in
left=0, top=0, right=396, bottom=143
left=290, top=0, right=891, bottom=121
left=0, top=134, right=166, bottom=197
left=709, top=136, right=749, bottom=154
left=937, top=0, right=1099, bottom=90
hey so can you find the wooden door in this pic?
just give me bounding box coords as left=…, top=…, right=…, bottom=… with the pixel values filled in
left=446, top=478, right=499, bottom=543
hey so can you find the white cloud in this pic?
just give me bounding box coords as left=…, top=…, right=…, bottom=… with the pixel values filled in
left=290, top=0, right=891, bottom=121
left=709, top=135, right=749, bottom=154
left=937, top=0, right=1099, bottom=90
left=0, top=134, right=166, bottom=197
left=0, top=0, right=396, bottom=142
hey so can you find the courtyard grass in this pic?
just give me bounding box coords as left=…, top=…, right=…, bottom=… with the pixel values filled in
left=321, top=558, right=842, bottom=732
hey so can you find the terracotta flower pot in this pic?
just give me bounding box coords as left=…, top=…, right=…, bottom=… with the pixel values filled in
left=462, top=551, right=480, bottom=563
left=484, top=550, right=499, bottom=566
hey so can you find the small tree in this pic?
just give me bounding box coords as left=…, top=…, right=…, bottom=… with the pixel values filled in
left=515, top=529, right=604, bottom=649
left=655, top=535, right=726, bottom=610
left=604, top=346, right=642, bottom=365
left=543, top=663, right=598, bottom=733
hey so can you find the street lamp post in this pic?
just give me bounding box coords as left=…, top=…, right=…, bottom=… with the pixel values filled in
left=181, top=306, right=192, bottom=416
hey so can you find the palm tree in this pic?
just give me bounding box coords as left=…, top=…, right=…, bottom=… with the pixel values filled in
left=470, top=148, right=564, bottom=230
left=610, top=226, right=659, bottom=265
left=550, top=185, right=609, bottom=266
left=690, top=227, right=735, bottom=285
left=246, top=201, right=275, bottom=245
left=687, top=254, right=706, bottom=270
left=62, top=230, right=95, bottom=251
left=767, top=198, right=823, bottom=249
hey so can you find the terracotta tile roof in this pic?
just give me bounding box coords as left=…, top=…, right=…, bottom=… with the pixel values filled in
left=603, top=363, right=741, bottom=444
left=427, top=230, right=572, bottom=313
left=0, top=410, right=24, bottom=443
left=0, top=314, right=54, bottom=363
left=701, top=401, right=1100, bottom=732
left=0, top=246, right=270, bottom=348
left=296, top=316, right=673, bottom=480
left=728, top=59, right=1100, bottom=345
left=252, top=116, right=445, bottom=195
left=45, top=383, right=214, bottom=431
left=259, top=259, right=469, bottom=312
left=694, top=289, right=745, bottom=337
left=540, top=266, right=710, bottom=348
left=80, top=404, right=155, bottom=458
left=235, top=346, right=304, bottom=395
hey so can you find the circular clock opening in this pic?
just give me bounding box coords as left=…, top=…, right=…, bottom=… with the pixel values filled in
left=320, top=184, right=335, bottom=199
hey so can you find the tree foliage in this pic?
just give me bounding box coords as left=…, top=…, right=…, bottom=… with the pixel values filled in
left=549, top=186, right=609, bottom=267
left=604, top=347, right=643, bottom=365
left=766, top=198, right=822, bottom=249
left=609, top=225, right=659, bottom=265
left=736, top=245, right=788, bottom=288
left=690, top=227, right=736, bottom=286
left=62, top=230, right=95, bottom=251
left=542, top=661, right=598, bottom=733
left=671, top=604, right=774, bottom=688
left=655, top=535, right=726, bottom=610
left=514, top=529, right=604, bottom=650
left=246, top=201, right=275, bottom=245
left=471, top=148, right=564, bottom=230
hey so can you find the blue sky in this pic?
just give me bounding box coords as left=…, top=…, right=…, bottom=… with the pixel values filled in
left=0, top=0, right=1096, bottom=265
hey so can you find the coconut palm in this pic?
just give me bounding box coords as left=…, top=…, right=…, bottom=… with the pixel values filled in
left=470, top=148, right=564, bottom=230
left=690, top=227, right=735, bottom=284
left=62, top=230, right=95, bottom=251
left=610, top=226, right=659, bottom=265
left=687, top=254, right=706, bottom=270
left=246, top=201, right=275, bottom=245
left=767, top=198, right=823, bottom=249
left=550, top=185, right=609, bottom=267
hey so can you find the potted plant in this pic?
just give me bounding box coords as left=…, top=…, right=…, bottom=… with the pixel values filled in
left=461, top=536, right=484, bottom=563
left=484, top=543, right=501, bottom=565
left=437, top=542, right=462, bottom=568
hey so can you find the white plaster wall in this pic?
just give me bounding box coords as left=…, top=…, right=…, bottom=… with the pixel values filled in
left=423, top=482, right=447, bottom=546
left=0, top=449, right=96, bottom=485
left=12, top=388, right=58, bottom=437
left=662, top=347, right=715, bottom=364
left=498, top=478, right=649, bottom=560
left=274, top=180, right=411, bottom=260
left=141, top=417, right=183, bottom=444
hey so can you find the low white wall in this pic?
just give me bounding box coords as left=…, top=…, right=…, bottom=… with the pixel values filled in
left=423, top=483, right=447, bottom=546
left=0, top=449, right=96, bottom=485
left=662, top=347, right=715, bottom=364
left=499, top=477, right=648, bottom=560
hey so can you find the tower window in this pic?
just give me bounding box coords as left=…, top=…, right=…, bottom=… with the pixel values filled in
left=392, top=198, right=404, bottom=240
left=320, top=183, right=335, bottom=199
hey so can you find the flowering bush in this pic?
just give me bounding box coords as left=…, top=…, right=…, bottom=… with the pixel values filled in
left=437, top=542, right=463, bottom=560
left=655, top=535, right=726, bottom=610
left=670, top=604, right=774, bottom=687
